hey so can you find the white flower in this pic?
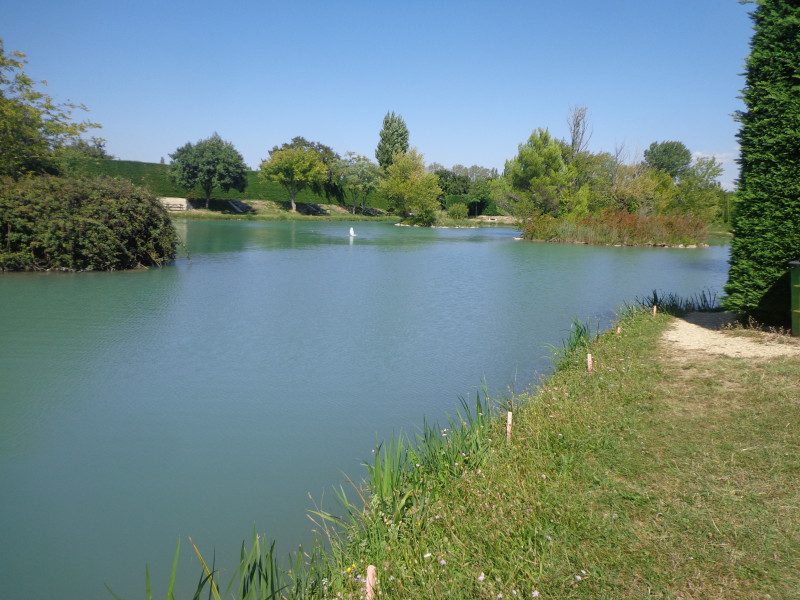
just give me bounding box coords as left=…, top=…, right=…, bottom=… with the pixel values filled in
left=532, top=592, right=540, bottom=598
left=575, top=574, right=582, bottom=581
left=423, top=553, right=432, bottom=559
left=478, top=572, right=485, bottom=582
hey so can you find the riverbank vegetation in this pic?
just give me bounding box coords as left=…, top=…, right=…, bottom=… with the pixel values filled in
left=491, top=112, right=732, bottom=246
left=0, top=175, right=177, bottom=271
left=0, top=38, right=178, bottom=271
left=135, top=299, right=799, bottom=599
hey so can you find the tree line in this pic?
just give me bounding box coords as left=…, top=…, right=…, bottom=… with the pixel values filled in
left=167, top=112, right=497, bottom=226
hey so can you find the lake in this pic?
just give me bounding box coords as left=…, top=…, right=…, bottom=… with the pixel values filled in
left=0, top=220, right=729, bottom=599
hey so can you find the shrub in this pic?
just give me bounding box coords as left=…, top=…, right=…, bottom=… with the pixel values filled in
left=447, top=202, right=468, bottom=220
left=0, top=175, right=178, bottom=271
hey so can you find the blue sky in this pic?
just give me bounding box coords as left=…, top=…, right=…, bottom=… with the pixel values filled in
left=5, top=0, right=753, bottom=188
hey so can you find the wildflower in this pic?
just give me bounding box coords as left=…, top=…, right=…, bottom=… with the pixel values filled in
left=532, top=592, right=540, bottom=598
left=540, top=474, right=547, bottom=480
left=512, top=591, right=517, bottom=596
left=498, top=594, right=503, bottom=599
left=440, top=559, right=446, bottom=566
left=423, top=553, right=432, bottom=559
left=478, top=572, right=485, bottom=582
left=575, top=574, right=582, bottom=581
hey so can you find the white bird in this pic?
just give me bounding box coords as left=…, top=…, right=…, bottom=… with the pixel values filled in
left=349, top=227, right=356, bottom=237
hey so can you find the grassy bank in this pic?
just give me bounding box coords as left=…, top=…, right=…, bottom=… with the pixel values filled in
left=136, top=298, right=798, bottom=599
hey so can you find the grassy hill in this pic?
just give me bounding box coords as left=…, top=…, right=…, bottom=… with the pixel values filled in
left=64, top=158, right=390, bottom=209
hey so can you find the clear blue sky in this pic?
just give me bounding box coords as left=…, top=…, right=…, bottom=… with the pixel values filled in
left=5, top=0, right=754, bottom=188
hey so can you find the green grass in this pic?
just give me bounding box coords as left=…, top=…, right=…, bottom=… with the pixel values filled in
left=126, top=303, right=799, bottom=599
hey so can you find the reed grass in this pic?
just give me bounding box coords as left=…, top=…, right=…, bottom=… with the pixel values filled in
left=522, top=210, right=709, bottom=246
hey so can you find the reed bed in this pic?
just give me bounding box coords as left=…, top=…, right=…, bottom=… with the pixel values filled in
left=521, top=210, right=709, bottom=246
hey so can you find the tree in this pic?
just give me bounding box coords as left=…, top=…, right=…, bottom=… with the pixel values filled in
left=380, top=148, right=442, bottom=225
left=565, top=105, right=592, bottom=162
left=375, top=111, right=409, bottom=170
left=271, top=137, right=344, bottom=204
left=339, top=152, right=380, bottom=214
left=0, top=37, right=100, bottom=179
left=57, top=137, right=113, bottom=160
left=169, top=133, right=248, bottom=209
left=435, top=168, right=471, bottom=197
left=259, top=147, right=326, bottom=212
left=500, top=128, right=575, bottom=217
left=643, top=141, right=692, bottom=179
left=723, top=0, right=800, bottom=325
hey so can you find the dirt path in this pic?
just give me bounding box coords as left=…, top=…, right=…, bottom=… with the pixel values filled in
left=662, top=311, right=800, bottom=358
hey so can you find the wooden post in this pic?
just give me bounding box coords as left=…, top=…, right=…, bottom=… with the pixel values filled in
left=587, top=353, right=593, bottom=373
left=616, top=326, right=621, bottom=335
left=366, top=565, right=377, bottom=600
left=652, top=305, right=657, bottom=316
left=506, top=411, right=513, bottom=440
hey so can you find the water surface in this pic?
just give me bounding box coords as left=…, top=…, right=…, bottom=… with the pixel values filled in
left=0, top=220, right=729, bottom=599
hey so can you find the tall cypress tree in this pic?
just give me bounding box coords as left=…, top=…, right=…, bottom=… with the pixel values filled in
left=723, top=0, right=800, bottom=325
left=375, top=111, right=409, bottom=171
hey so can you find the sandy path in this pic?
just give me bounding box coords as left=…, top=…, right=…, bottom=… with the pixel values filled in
left=662, top=311, right=800, bottom=358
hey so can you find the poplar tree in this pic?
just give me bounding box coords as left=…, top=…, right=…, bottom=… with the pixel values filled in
left=723, top=0, right=800, bottom=325
left=375, top=111, right=409, bottom=171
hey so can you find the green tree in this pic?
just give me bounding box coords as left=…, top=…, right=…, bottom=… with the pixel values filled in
left=339, top=152, right=380, bottom=214
left=466, top=178, right=492, bottom=216
left=643, top=141, right=692, bottom=179
left=259, top=147, right=326, bottom=212
left=0, top=37, right=100, bottom=179
left=375, top=111, right=409, bottom=171
left=168, top=133, right=248, bottom=209
left=271, top=137, right=344, bottom=204
left=672, top=156, right=725, bottom=221
left=380, top=148, right=442, bottom=225
left=499, top=128, right=575, bottom=218
left=435, top=168, right=471, bottom=197
left=724, top=0, right=800, bottom=325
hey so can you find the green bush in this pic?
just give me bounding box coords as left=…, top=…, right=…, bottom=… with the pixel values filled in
left=447, top=202, right=469, bottom=220
left=0, top=175, right=178, bottom=271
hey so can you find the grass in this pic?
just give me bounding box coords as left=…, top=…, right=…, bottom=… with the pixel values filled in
left=123, top=300, right=799, bottom=599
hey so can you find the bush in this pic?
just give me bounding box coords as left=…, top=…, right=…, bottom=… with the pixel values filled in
left=0, top=175, right=178, bottom=271
left=447, top=202, right=469, bottom=220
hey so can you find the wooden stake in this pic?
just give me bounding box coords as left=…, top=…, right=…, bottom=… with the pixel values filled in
left=616, top=326, right=621, bottom=335
left=652, top=305, right=657, bottom=316
left=366, top=565, right=377, bottom=600
left=506, top=411, right=513, bottom=440
left=587, top=353, right=593, bottom=373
